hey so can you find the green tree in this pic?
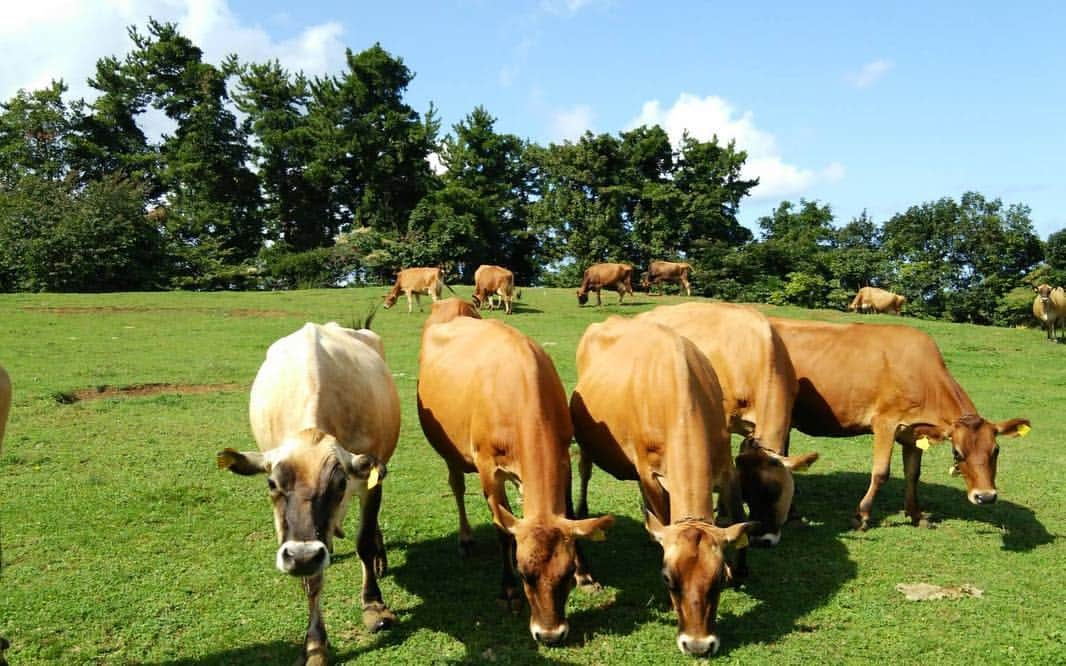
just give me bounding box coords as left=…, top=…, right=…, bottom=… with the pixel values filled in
left=1045, top=228, right=1066, bottom=286
left=0, top=82, right=74, bottom=187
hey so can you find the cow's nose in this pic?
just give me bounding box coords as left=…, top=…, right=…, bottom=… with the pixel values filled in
left=531, top=622, right=569, bottom=645
left=973, top=491, right=997, bottom=505
left=277, top=541, right=330, bottom=576
left=677, top=633, right=720, bottom=656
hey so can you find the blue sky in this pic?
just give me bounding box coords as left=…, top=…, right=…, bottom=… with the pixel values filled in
left=3, top=1, right=1064, bottom=237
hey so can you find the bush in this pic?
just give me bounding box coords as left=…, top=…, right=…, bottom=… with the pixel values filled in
left=258, top=245, right=362, bottom=290
left=996, top=286, right=1038, bottom=328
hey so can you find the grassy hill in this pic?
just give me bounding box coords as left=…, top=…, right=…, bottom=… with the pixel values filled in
left=0, top=288, right=1062, bottom=664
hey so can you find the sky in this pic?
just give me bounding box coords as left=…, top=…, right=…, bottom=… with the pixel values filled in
left=2, top=0, right=1064, bottom=237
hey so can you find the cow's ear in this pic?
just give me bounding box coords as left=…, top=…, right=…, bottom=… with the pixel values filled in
left=217, top=448, right=270, bottom=475
left=643, top=509, right=667, bottom=544
left=342, top=452, right=387, bottom=488
left=996, top=418, right=1031, bottom=439
left=492, top=503, right=520, bottom=534
left=719, top=521, right=758, bottom=546
left=780, top=451, right=819, bottom=472
left=911, top=424, right=949, bottom=450
left=651, top=471, right=671, bottom=495
left=569, top=514, right=614, bottom=542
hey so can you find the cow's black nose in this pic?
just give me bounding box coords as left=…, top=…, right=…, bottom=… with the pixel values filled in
left=974, top=491, right=997, bottom=504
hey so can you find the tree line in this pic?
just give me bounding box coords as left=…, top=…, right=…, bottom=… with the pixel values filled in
left=0, top=19, right=1062, bottom=327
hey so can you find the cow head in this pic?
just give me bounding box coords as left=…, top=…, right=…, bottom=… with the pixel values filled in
left=1035, top=283, right=1053, bottom=303
left=576, top=289, right=589, bottom=305
left=217, top=429, right=386, bottom=577
left=382, top=289, right=400, bottom=309
left=912, top=415, right=1030, bottom=505
left=735, top=438, right=819, bottom=546
left=645, top=512, right=755, bottom=656
left=494, top=505, right=613, bottom=645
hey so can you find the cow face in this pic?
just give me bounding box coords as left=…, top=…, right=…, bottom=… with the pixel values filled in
left=217, top=431, right=386, bottom=577
left=735, top=439, right=819, bottom=546
left=576, top=290, right=589, bottom=305
left=495, top=506, right=613, bottom=645
left=645, top=512, right=754, bottom=656
left=914, top=416, right=1030, bottom=505
left=1036, top=283, right=1053, bottom=303
left=382, top=290, right=400, bottom=309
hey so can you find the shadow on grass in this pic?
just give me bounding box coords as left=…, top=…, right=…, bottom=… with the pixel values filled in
left=146, top=641, right=305, bottom=666
left=798, top=471, right=1054, bottom=552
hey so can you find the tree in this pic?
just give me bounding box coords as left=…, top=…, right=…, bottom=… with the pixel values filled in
left=1045, top=228, right=1066, bottom=286
left=0, top=82, right=74, bottom=187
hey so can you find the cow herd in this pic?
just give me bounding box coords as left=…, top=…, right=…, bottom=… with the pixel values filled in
left=208, top=265, right=1030, bottom=663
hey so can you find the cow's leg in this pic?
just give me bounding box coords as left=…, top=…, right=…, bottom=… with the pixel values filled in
left=595, top=289, right=603, bottom=306
left=405, top=291, right=414, bottom=314
left=576, top=447, right=593, bottom=519
left=901, top=443, right=925, bottom=526
left=416, top=292, right=425, bottom=312
left=716, top=474, right=749, bottom=583
left=682, top=277, right=691, bottom=297
left=616, top=286, right=625, bottom=304
left=565, top=469, right=599, bottom=588
left=448, top=463, right=475, bottom=557
left=357, top=483, right=395, bottom=632
left=302, top=574, right=328, bottom=666
left=494, top=494, right=522, bottom=612
left=855, top=422, right=895, bottom=530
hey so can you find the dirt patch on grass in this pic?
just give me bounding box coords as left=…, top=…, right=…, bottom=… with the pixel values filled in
left=54, top=382, right=245, bottom=404
left=24, top=306, right=291, bottom=318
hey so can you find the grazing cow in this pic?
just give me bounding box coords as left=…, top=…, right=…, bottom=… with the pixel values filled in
left=472, top=264, right=517, bottom=315
left=570, top=317, right=754, bottom=656
left=637, top=303, right=819, bottom=545
left=848, top=286, right=906, bottom=315
left=576, top=262, right=634, bottom=306
left=0, top=366, right=9, bottom=666
left=217, top=321, right=400, bottom=665
left=770, top=317, right=1030, bottom=530
left=418, top=315, right=613, bottom=646
left=1032, top=283, right=1066, bottom=342
left=383, top=267, right=456, bottom=313
left=641, top=261, right=693, bottom=296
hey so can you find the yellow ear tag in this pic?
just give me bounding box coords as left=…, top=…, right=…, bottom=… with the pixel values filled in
left=915, top=436, right=931, bottom=451
left=366, top=466, right=380, bottom=489
left=589, top=528, right=607, bottom=542
left=736, top=533, right=749, bottom=549
left=1017, top=424, right=1031, bottom=437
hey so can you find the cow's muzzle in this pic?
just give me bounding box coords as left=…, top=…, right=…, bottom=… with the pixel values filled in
left=969, top=490, right=998, bottom=505
left=531, top=622, right=569, bottom=646
left=677, top=632, right=720, bottom=656
left=276, top=540, right=330, bottom=577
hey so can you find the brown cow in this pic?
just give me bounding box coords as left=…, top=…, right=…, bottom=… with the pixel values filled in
left=383, top=267, right=456, bottom=313
left=425, top=297, right=482, bottom=327
left=472, top=264, right=516, bottom=315
left=848, top=286, right=906, bottom=315
left=0, top=366, right=9, bottom=666
left=217, top=322, right=400, bottom=664
left=570, top=317, right=754, bottom=656
left=418, top=316, right=613, bottom=645
left=576, top=262, right=634, bottom=306
left=770, top=317, right=1030, bottom=530
left=636, top=303, right=819, bottom=545
left=641, top=261, right=693, bottom=296
left=1032, top=283, right=1066, bottom=342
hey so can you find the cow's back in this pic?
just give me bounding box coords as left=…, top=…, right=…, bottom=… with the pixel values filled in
left=638, top=303, right=795, bottom=449
left=250, top=323, right=400, bottom=459
left=770, top=317, right=971, bottom=435
left=419, top=318, right=571, bottom=465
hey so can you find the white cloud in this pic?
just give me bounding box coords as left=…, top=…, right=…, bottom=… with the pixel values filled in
left=629, top=93, right=844, bottom=200
left=549, top=104, right=595, bottom=142
left=851, top=59, right=894, bottom=89
left=539, top=0, right=598, bottom=16
left=426, top=151, right=447, bottom=175
left=1, top=0, right=346, bottom=105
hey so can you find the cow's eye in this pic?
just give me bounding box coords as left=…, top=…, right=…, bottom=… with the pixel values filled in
left=952, top=449, right=964, bottom=463
left=267, top=478, right=278, bottom=492
left=662, top=571, right=679, bottom=591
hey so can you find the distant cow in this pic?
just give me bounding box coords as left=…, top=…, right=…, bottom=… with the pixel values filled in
left=1032, top=283, right=1066, bottom=342
left=576, top=262, right=634, bottom=306
left=383, top=267, right=456, bottom=313
left=642, top=261, right=693, bottom=296
left=571, top=317, right=754, bottom=656
left=770, top=316, right=1030, bottom=530
left=848, top=286, right=906, bottom=315
left=418, top=315, right=613, bottom=645
left=217, top=321, right=400, bottom=664
left=637, top=303, right=818, bottom=545
left=472, top=264, right=516, bottom=314
left=0, top=365, right=9, bottom=666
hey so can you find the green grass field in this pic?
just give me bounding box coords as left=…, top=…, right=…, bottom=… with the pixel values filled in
left=1, top=288, right=1062, bottom=665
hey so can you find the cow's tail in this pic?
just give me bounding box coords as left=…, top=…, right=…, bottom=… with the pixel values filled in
left=443, top=281, right=457, bottom=296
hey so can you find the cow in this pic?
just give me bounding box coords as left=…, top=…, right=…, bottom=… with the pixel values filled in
left=217, top=321, right=400, bottom=665
left=1032, top=283, right=1066, bottom=342
left=769, top=316, right=1030, bottom=531
left=418, top=314, right=613, bottom=646
left=0, top=366, right=9, bottom=666
left=641, top=261, right=693, bottom=296
left=576, top=262, right=634, bottom=306
left=472, top=264, right=517, bottom=315
left=848, top=286, right=906, bottom=315
left=570, top=317, right=755, bottom=656
left=636, top=303, right=819, bottom=546
left=425, top=297, right=482, bottom=327
left=382, top=267, right=456, bottom=313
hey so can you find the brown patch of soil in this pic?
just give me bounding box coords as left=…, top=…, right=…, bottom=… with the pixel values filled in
left=24, top=306, right=290, bottom=318
left=55, top=382, right=244, bottom=404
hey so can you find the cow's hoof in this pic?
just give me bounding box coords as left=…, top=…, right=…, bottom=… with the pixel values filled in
left=457, top=539, right=475, bottom=558
left=850, top=515, right=870, bottom=531
left=302, top=647, right=329, bottom=666
left=575, top=573, right=601, bottom=590
left=362, top=603, right=396, bottom=633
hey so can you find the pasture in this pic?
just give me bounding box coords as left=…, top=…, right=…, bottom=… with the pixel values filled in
left=0, top=288, right=1062, bottom=664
